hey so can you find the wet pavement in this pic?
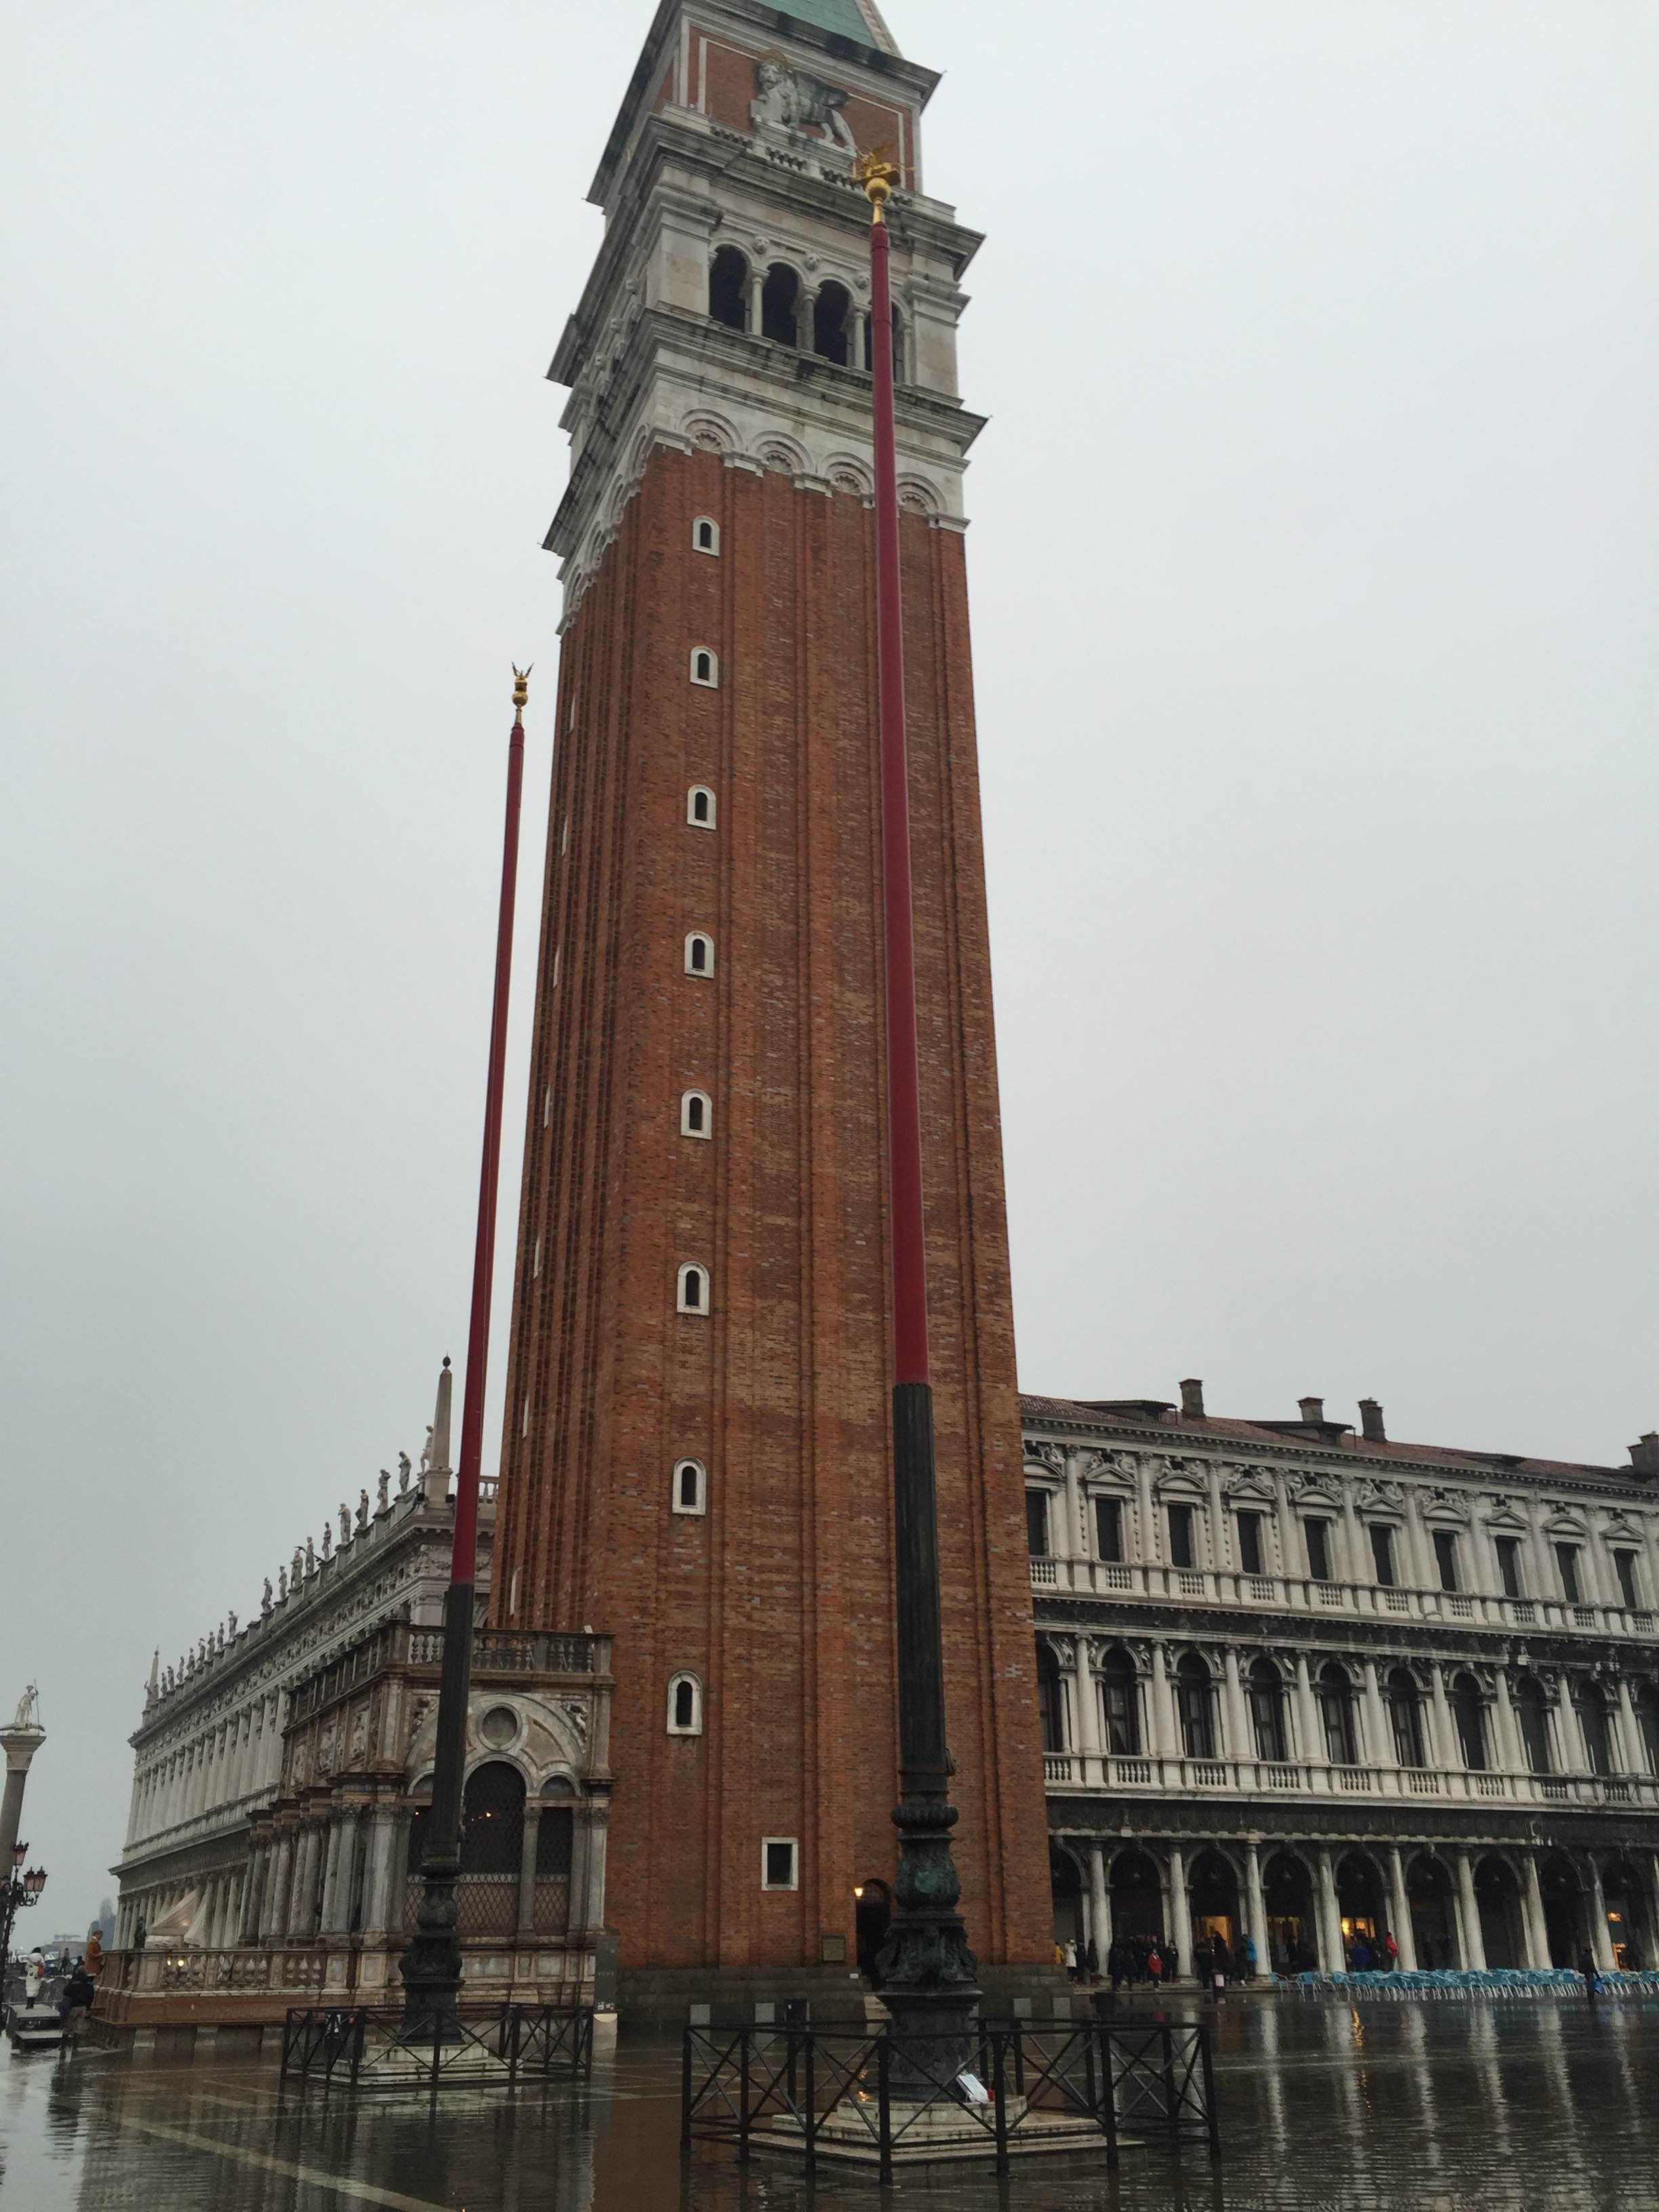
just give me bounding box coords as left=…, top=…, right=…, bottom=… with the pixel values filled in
left=5, top=1996, right=1659, bottom=2210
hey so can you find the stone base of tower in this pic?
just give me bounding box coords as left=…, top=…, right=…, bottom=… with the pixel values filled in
left=616, top=1961, right=1072, bottom=2035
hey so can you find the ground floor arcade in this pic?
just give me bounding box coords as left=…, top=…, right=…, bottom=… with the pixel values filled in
left=1049, top=1826, right=1659, bottom=1978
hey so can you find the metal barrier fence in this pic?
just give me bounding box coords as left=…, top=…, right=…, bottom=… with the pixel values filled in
left=280, top=2003, right=594, bottom=2090
left=1294, top=1968, right=1659, bottom=2002
left=681, top=2020, right=1218, bottom=2182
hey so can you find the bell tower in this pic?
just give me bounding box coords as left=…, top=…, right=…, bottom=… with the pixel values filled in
left=493, top=0, right=1053, bottom=2010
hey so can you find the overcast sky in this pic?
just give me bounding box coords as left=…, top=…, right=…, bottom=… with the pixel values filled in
left=3, top=1, right=1655, bottom=1930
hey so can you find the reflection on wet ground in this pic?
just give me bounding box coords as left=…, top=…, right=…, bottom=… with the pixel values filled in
left=5, top=1998, right=1659, bottom=2211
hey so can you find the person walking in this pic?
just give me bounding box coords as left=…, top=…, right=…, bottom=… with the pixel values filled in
left=1242, top=1931, right=1257, bottom=1983
left=1064, top=1937, right=1080, bottom=1982
left=1084, top=1937, right=1099, bottom=1984
left=1147, top=1944, right=1164, bottom=1991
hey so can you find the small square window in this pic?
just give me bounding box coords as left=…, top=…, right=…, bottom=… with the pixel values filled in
left=762, top=1838, right=798, bottom=1891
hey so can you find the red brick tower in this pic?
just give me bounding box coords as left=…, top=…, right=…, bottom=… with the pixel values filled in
left=493, top=0, right=1052, bottom=2011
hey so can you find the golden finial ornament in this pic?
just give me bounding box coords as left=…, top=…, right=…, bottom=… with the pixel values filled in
left=512, top=663, right=532, bottom=718
left=854, top=149, right=900, bottom=222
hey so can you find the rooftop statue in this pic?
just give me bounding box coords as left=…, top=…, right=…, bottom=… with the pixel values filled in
left=12, top=1684, right=41, bottom=1730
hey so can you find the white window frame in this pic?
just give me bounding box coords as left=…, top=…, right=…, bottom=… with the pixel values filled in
left=666, top=1672, right=703, bottom=1736
left=687, top=785, right=716, bottom=828
left=672, top=1458, right=708, bottom=1516
left=681, top=1088, right=712, bottom=1139
left=677, top=1262, right=710, bottom=1314
left=693, top=516, right=720, bottom=556
left=760, top=1837, right=799, bottom=1891
left=684, top=931, right=714, bottom=977
left=691, top=647, right=719, bottom=688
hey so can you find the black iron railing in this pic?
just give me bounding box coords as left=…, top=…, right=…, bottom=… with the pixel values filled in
left=681, top=2019, right=1217, bottom=2182
left=280, top=2002, right=594, bottom=2091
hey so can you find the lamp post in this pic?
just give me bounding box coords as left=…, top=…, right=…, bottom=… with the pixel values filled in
left=1, top=1846, right=48, bottom=1968
left=397, top=668, right=529, bottom=2037
left=853, top=149, right=980, bottom=2091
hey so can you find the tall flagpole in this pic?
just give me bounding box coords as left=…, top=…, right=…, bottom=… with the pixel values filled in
left=855, top=151, right=979, bottom=2086
left=399, top=664, right=530, bottom=2036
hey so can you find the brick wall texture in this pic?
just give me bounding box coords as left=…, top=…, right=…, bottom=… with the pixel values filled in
left=491, top=445, right=1052, bottom=1973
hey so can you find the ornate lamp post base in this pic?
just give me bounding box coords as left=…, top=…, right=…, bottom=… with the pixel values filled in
left=876, top=1792, right=981, bottom=2098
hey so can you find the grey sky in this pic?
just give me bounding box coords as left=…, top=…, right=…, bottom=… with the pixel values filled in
left=3, top=1, right=1654, bottom=1930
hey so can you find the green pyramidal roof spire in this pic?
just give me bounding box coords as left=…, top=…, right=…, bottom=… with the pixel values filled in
left=771, top=0, right=897, bottom=55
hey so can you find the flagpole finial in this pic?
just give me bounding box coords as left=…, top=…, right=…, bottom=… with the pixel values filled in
left=511, top=663, right=532, bottom=720
left=854, top=150, right=899, bottom=223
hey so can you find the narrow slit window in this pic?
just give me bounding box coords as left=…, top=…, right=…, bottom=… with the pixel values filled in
left=691, top=647, right=719, bottom=688
left=687, top=785, right=716, bottom=827
left=684, top=933, right=714, bottom=977
left=667, top=1673, right=703, bottom=1735
left=680, top=1089, right=712, bottom=1139
left=672, top=1458, right=707, bottom=1516
left=693, top=516, right=720, bottom=555
left=677, top=1263, right=710, bottom=1314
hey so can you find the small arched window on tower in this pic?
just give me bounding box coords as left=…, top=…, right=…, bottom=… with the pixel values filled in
left=813, top=281, right=853, bottom=367
left=680, top=1089, right=712, bottom=1139
left=687, top=785, right=716, bottom=829
left=693, top=516, right=720, bottom=556
left=762, top=263, right=801, bottom=346
left=667, top=1672, right=703, bottom=1736
left=684, top=931, right=713, bottom=977
left=709, top=245, right=748, bottom=333
left=676, top=1262, right=710, bottom=1314
left=672, top=1458, right=708, bottom=1516
left=691, top=647, right=718, bottom=689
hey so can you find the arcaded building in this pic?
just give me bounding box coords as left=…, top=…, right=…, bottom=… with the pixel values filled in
left=1027, top=1387, right=1659, bottom=1974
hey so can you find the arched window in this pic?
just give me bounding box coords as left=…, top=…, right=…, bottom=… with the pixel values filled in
left=1099, top=1647, right=1140, bottom=1755
left=1176, top=1653, right=1216, bottom=1761
left=1036, top=1643, right=1066, bottom=1753
left=680, top=1088, right=712, bottom=1139
left=813, top=280, right=853, bottom=366
left=1451, top=1671, right=1488, bottom=1771
left=709, top=244, right=747, bottom=331
left=1578, top=1683, right=1614, bottom=1776
left=761, top=262, right=800, bottom=346
left=690, top=647, right=718, bottom=688
left=684, top=932, right=714, bottom=976
left=672, top=1458, right=707, bottom=1515
left=1387, top=1666, right=1427, bottom=1768
left=687, top=785, right=716, bottom=827
left=693, top=516, right=720, bottom=555
left=1515, top=1675, right=1552, bottom=1774
left=1248, top=1656, right=1288, bottom=1763
left=460, top=1760, right=525, bottom=1876
left=676, top=1263, right=710, bottom=1314
left=1319, top=1662, right=1359, bottom=1766
left=667, top=1672, right=703, bottom=1736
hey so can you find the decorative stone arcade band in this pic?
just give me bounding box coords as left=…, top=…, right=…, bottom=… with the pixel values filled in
left=1048, top=1834, right=1659, bottom=1979
left=1033, top=1635, right=1659, bottom=1805
left=707, top=241, right=906, bottom=382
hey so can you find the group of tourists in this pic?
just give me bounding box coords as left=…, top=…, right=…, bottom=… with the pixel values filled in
left=1059, top=1927, right=1265, bottom=1988
left=1346, top=1931, right=1400, bottom=1972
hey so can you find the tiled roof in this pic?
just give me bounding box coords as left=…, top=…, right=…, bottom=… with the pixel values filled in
left=771, top=0, right=893, bottom=54
left=1018, top=1395, right=1633, bottom=1486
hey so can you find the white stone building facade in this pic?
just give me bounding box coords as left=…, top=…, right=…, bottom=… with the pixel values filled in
left=1027, top=1387, right=1659, bottom=1978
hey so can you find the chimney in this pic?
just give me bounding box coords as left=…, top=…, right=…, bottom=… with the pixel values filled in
left=1358, top=1399, right=1387, bottom=1445
left=1298, top=1397, right=1324, bottom=1427
left=1179, top=1378, right=1206, bottom=1421
left=1630, top=1433, right=1659, bottom=1481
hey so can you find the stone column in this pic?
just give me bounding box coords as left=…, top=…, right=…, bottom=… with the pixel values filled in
left=1166, top=1843, right=1195, bottom=1978
left=358, top=1809, right=398, bottom=1936
left=238, top=1847, right=264, bottom=1943
left=1428, top=1664, right=1460, bottom=1773
left=1314, top=1845, right=1343, bottom=1971
left=1136, top=1458, right=1158, bottom=1568
left=292, top=1826, right=323, bottom=1938
left=1453, top=1849, right=1486, bottom=1969
left=794, top=284, right=815, bottom=350
left=745, top=268, right=764, bottom=335
left=1494, top=1670, right=1525, bottom=1774
left=1071, top=1639, right=1102, bottom=1774
left=1521, top=1853, right=1552, bottom=1967
left=583, top=1801, right=609, bottom=1937
left=1222, top=1647, right=1252, bottom=1765
left=1206, top=1462, right=1228, bottom=1580
left=1402, top=1487, right=1436, bottom=1590
left=319, top=1818, right=346, bottom=1934
left=1614, top=1675, right=1642, bottom=1774
left=1361, top=1659, right=1394, bottom=1777
left=262, top=1832, right=293, bottom=1940
left=1586, top=1860, right=1616, bottom=1971
left=1294, top=1652, right=1322, bottom=1776
left=1149, top=1643, right=1178, bottom=1763
left=1063, top=1452, right=1086, bottom=1561
left=1340, top=1488, right=1366, bottom=1592
left=1386, top=1845, right=1418, bottom=1969
left=848, top=306, right=869, bottom=371
left=518, top=1805, right=543, bottom=1938
left=1088, top=1843, right=1111, bottom=1961
left=323, top=1807, right=361, bottom=1935
left=1244, top=1841, right=1269, bottom=1966
left=1557, top=1678, right=1593, bottom=1774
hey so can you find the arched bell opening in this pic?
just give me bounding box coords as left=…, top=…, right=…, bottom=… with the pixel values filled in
left=709, top=245, right=748, bottom=333
left=813, top=280, right=853, bottom=366
left=762, top=263, right=800, bottom=347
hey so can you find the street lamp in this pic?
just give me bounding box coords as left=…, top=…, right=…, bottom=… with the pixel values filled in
left=1, top=1843, right=47, bottom=1968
